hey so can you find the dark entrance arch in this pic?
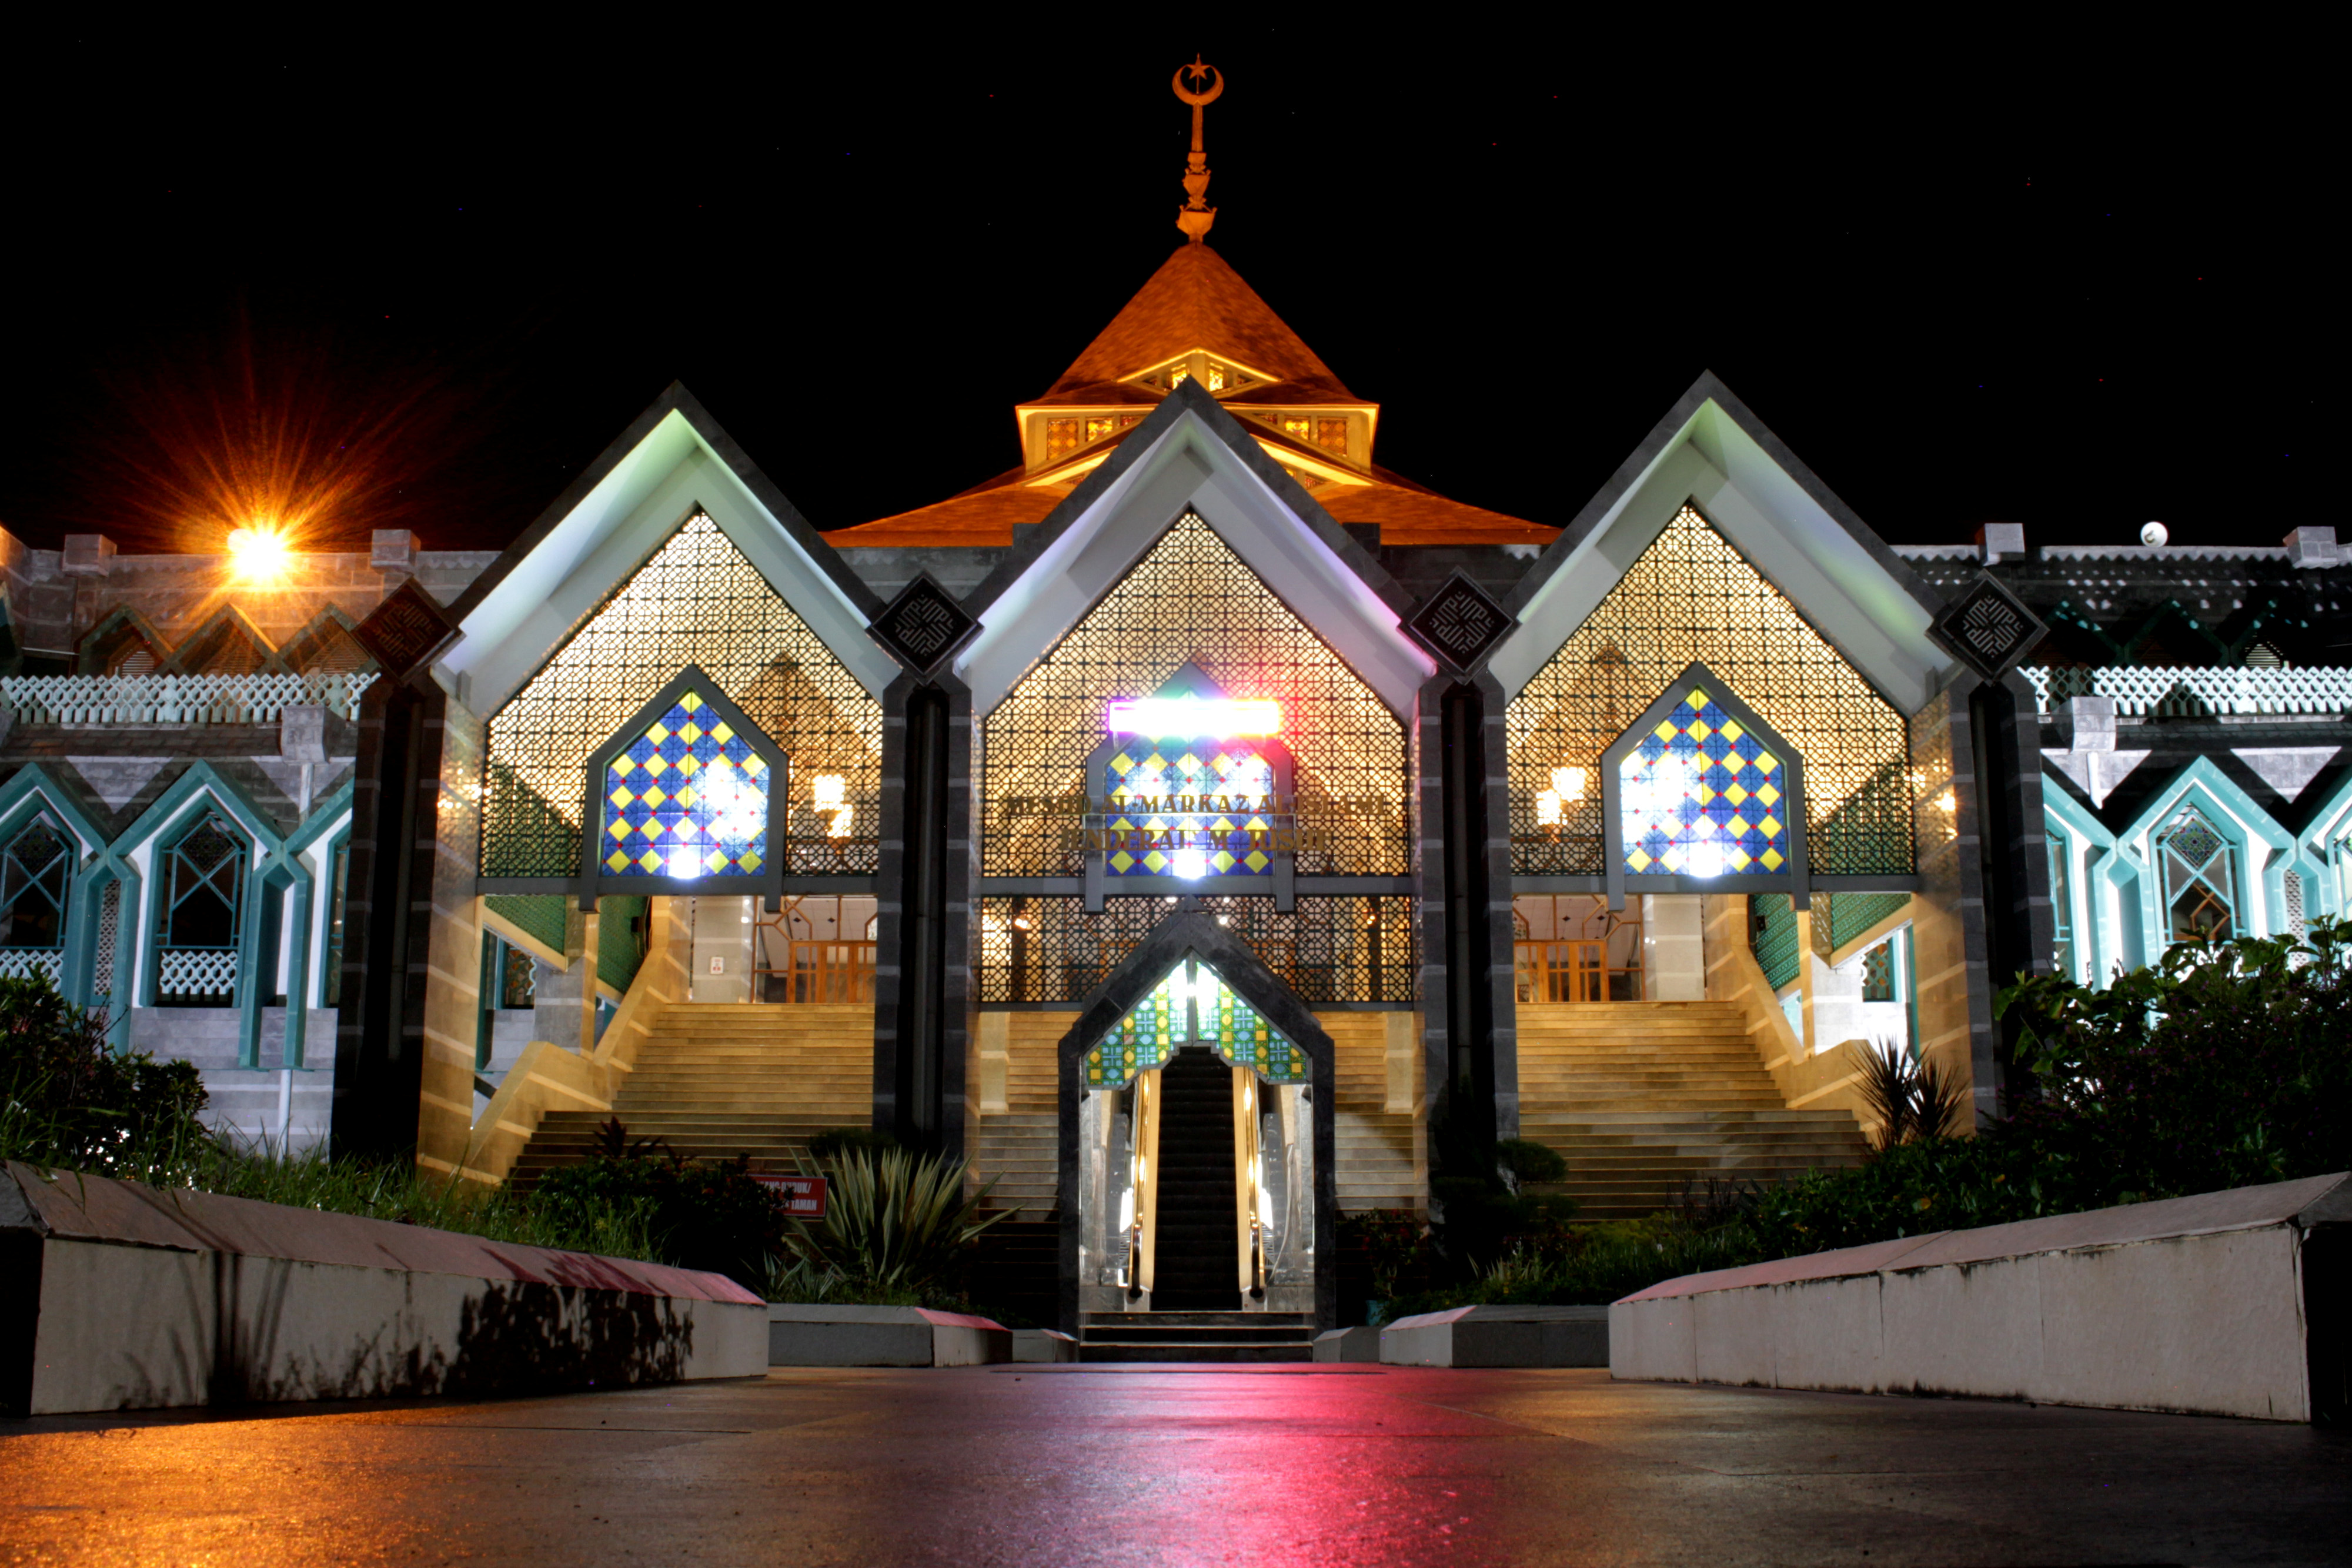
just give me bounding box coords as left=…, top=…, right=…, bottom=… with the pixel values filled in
left=1054, top=908, right=1337, bottom=1334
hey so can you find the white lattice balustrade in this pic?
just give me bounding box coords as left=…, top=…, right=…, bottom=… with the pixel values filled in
left=0, top=671, right=376, bottom=727
left=156, top=948, right=240, bottom=997
left=2023, top=666, right=2352, bottom=718
left=0, top=948, right=63, bottom=985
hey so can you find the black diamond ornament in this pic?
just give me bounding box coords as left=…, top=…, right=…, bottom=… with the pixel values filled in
left=869, top=571, right=978, bottom=673
left=1405, top=571, right=1512, bottom=672
left=1930, top=572, right=2046, bottom=681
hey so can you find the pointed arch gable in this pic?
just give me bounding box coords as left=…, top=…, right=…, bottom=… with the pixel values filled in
left=75, top=606, right=171, bottom=676
left=163, top=606, right=285, bottom=677
left=980, top=510, right=1408, bottom=878
left=1492, top=374, right=1953, bottom=715
left=276, top=606, right=376, bottom=676
left=957, top=380, right=1431, bottom=720
left=2110, top=758, right=2295, bottom=945
left=0, top=763, right=110, bottom=858
left=1507, top=506, right=1915, bottom=881
left=477, top=514, right=884, bottom=884
left=442, top=387, right=894, bottom=717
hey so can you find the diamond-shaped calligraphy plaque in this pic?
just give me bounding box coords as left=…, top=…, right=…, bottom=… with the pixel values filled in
left=1405, top=571, right=1512, bottom=672
left=1930, top=572, right=2046, bottom=681
left=868, top=571, right=978, bottom=673
left=352, top=576, right=462, bottom=681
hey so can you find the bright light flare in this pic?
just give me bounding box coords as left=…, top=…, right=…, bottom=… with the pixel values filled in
left=225, top=525, right=293, bottom=583
left=1108, top=696, right=1281, bottom=738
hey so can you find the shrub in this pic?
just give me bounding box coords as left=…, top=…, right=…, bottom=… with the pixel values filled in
left=1855, top=1038, right=1968, bottom=1151
left=198, top=1149, right=659, bottom=1259
left=1495, top=1138, right=1568, bottom=1186
left=536, top=1143, right=787, bottom=1292
left=0, top=977, right=208, bottom=1181
left=781, top=1145, right=1007, bottom=1296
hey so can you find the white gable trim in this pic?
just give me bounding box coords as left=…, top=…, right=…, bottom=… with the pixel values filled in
left=442, top=410, right=898, bottom=717
left=954, top=406, right=1435, bottom=718
left=1491, top=397, right=1955, bottom=716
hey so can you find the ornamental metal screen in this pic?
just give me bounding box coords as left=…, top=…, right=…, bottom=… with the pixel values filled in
left=981, top=512, right=1408, bottom=877
left=480, top=514, right=881, bottom=879
left=1508, top=506, right=1914, bottom=877
left=979, top=894, right=1413, bottom=1004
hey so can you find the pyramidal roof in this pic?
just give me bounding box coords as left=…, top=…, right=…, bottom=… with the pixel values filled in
left=1043, top=243, right=1357, bottom=402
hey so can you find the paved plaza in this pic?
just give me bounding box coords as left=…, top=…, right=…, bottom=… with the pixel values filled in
left=2, top=1367, right=2345, bottom=1565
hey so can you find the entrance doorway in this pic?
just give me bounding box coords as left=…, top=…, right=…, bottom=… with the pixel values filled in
left=1147, top=1045, right=1242, bottom=1312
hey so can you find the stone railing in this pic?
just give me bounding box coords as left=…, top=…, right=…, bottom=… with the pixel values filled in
left=0, top=671, right=376, bottom=727
left=156, top=948, right=239, bottom=998
left=2022, top=666, right=2352, bottom=718
left=0, top=948, right=64, bottom=985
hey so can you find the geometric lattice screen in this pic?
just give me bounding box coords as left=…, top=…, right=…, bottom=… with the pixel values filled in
left=1509, top=506, right=1914, bottom=877
left=980, top=893, right=1412, bottom=1005
left=983, top=511, right=1408, bottom=877
left=1081, top=958, right=1310, bottom=1088
left=481, top=514, right=882, bottom=878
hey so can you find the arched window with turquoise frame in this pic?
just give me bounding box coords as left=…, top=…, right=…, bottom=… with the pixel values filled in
left=2113, top=761, right=2292, bottom=962
left=0, top=812, right=75, bottom=987
left=152, top=811, right=249, bottom=1007
left=2156, top=805, right=2237, bottom=943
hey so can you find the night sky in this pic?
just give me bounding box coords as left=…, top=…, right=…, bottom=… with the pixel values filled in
left=0, top=24, right=2320, bottom=559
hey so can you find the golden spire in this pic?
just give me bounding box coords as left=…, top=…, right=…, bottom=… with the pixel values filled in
left=1172, top=56, right=1222, bottom=244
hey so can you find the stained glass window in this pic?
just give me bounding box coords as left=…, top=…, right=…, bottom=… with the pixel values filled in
left=1102, top=741, right=1278, bottom=881
left=2159, top=807, right=2236, bottom=943
left=1510, top=505, right=1912, bottom=877
left=1081, top=957, right=1309, bottom=1087
left=1619, top=688, right=1788, bottom=878
left=1083, top=966, right=1186, bottom=1087
left=600, top=691, right=772, bottom=880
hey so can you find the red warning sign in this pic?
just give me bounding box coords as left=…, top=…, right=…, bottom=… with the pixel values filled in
left=753, top=1174, right=829, bottom=1219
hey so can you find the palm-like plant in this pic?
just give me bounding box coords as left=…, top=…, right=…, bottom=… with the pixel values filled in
left=788, top=1145, right=1010, bottom=1292
left=1857, top=1038, right=1969, bottom=1152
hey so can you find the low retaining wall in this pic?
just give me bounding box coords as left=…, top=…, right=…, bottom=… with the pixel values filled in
left=1611, top=1172, right=2351, bottom=1423
left=1381, top=1305, right=1610, bottom=1367
left=767, top=1305, right=1013, bottom=1366
left=1, top=1162, right=767, bottom=1417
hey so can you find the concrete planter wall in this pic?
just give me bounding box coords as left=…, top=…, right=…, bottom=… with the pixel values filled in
left=0, top=1161, right=767, bottom=1417
left=1381, top=1305, right=1610, bottom=1367
left=1611, top=1172, right=2351, bottom=1423
left=766, top=1305, right=1012, bottom=1366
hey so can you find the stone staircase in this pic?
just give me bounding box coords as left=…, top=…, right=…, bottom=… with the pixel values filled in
left=1079, top=1310, right=1317, bottom=1362
left=507, top=1003, right=873, bottom=1187
left=1517, top=1002, right=1867, bottom=1219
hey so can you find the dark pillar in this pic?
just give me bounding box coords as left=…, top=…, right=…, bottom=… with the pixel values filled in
left=1418, top=674, right=1520, bottom=1151
left=873, top=673, right=973, bottom=1156
left=1970, top=672, right=2056, bottom=1112
left=329, top=678, right=445, bottom=1161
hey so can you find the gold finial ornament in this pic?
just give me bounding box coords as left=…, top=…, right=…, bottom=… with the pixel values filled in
left=1172, top=56, right=1222, bottom=244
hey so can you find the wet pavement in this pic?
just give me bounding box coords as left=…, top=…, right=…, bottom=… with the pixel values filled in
left=2, top=1366, right=2346, bottom=1566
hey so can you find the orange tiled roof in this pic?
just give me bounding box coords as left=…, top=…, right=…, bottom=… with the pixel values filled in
left=1045, top=243, right=1357, bottom=399
left=825, top=462, right=1556, bottom=550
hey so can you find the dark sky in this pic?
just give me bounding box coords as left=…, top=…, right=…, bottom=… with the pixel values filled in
left=0, top=22, right=2321, bottom=559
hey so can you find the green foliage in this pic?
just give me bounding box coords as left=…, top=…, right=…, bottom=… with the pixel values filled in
left=0, top=977, right=209, bottom=1181
left=782, top=1145, right=1008, bottom=1296
left=760, top=1255, right=974, bottom=1313
left=1339, top=1206, right=1429, bottom=1301
left=534, top=1148, right=786, bottom=1292
left=1495, top=1137, right=1568, bottom=1185
left=1856, top=1037, right=1968, bottom=1152
left=1424, top=1109, right=1578, bottom=1277
left=199, top=1149, right=659, bottom=1259
left=1379, top=1218, right=1765, bottom=1322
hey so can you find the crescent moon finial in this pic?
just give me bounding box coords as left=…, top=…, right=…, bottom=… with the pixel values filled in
left=1172, top=57, right=1222, bottom=244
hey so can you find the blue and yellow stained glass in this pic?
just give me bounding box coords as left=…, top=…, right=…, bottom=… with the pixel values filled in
left=1199, top=971, right=1308, bottom=1084
left=1619, top=688, right=1787, bottom=878
left=1080, top=961, right=1308, bottom=1087
left=1102, top=743, right=1276, bottom=880
left=602, top=691, right=771, bottom=879
left=1083, top=967, right=1186, bottom=1087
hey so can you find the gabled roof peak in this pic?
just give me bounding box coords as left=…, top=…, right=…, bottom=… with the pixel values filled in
left=1044, top=243, right=1357, bottom=402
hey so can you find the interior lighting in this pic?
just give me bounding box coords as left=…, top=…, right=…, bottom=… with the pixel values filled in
left=666, top=845, right=701, bottom=880
left=1171, top=846, right=1209, bottom=880
left=810, top=774, right=852, bottom=838
left=225, top=526, right=292, bottom=583
left=1535, top=790, right=1562, bottom=825
left=1108, top=695, right=1280, bottom=737
left=1551, top=765, right=1588, bottom=801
